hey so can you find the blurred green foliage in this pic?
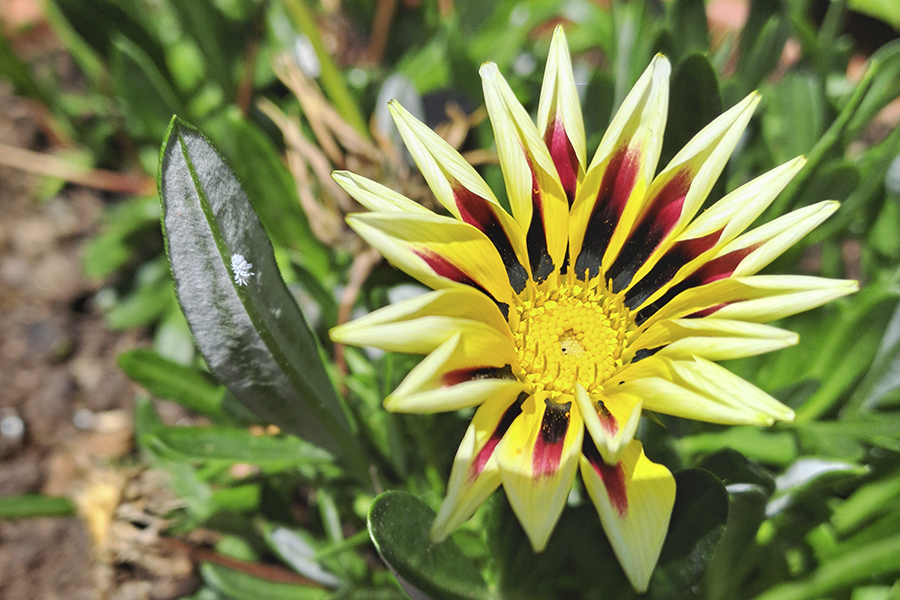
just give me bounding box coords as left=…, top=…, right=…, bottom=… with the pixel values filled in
left=3, top=0, right=900, bottom=598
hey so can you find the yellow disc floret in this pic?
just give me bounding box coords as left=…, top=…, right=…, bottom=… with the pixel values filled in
left=512, top=276, right=629, bottom=396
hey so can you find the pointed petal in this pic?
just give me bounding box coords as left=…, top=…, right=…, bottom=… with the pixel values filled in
left=574, top=384, right=642, bottom=465
left=613, top=355, right=795, bottom=425
left=627, top=318, right=799, bottom=362
left=432, top=393, right=527, bottom=541
left=632, top=202, right=844, bottom=324
left=389, top=101, right=531, bottom=293
left=386, top=333, right=525, bottom=413
left=606, top=93, right=761, bottom=292
left=634, top=275, right=858, bottom=335
left=580, top=439, right=675, bottom=593
left=496, top=395, right=583, bottom=551
left=332, top=170, right=431, bottom=214
left=330, top=287, right=515, bottom=361
left=481, top=62, right=568, bottom=283
left=536, top=25, right=586, bottom=204
left=570, top=55, right=670, bottom=280
left=347, top=211, right=514, bottom=306
left=623, top=157, right=807, bottom=311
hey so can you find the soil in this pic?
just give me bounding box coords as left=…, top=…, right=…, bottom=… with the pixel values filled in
left=0, top=83, right=197, bottom=599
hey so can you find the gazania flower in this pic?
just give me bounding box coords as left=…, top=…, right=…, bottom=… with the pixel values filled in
left=330, top=27, right=856, bottom=591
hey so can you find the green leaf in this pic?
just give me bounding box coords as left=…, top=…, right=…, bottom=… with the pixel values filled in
left=166, top=0, right=246, bottom=97
left=83, top=196, right=160, bottom=279
left=831, top=470, right=900, bottom=535
left=661, top=53, right=722, bottom=169
left=846, top=300, right=900, bottom=410
left=118, top=349, right=227, bottom=420
left=145, top=426, right=335, bottom=468
left=762, top=72, right=826, bottom=166
left=202, top=112, right=329, bottom=279
left=200, top=563, right=328, bottom=600
left=675, top=427, right=798, bottom=467
left=367, top=491, right=489, bottom=600
left=158, top=117, right=365, bottom=478
left=111, top=34, right=187, bottom=140
left=750, top=534, right=900, bottom=600
left=849, top=0, right=900, bottom=30
left=650, top=469, right=729, bottom=599
left=668, top=0, right=711, bottom=60
left=0, top=495, right=75, bottom=518
left=704, top=484, right=770, bottom=600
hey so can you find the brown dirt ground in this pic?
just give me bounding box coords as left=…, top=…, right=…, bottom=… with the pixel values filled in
left=0, top=83, right=198, bottom=599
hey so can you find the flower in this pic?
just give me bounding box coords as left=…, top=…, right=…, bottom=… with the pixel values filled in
left=330, top=27, right=857, bottom=591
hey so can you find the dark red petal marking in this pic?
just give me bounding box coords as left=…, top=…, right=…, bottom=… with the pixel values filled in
left=525, top=156, right=556, bottom=283
left=583, top=438, right=628, bottom=518
left=633, top=243, right=759, bottom=325
left=469, top=394, right=526, bottom=480
left=608, top=170, right=693, bottom=292
left=453, top=185, right=528, bottom=293
left=573, top=148, right=640, bottom=280
left=442, top=365, right=515, bottom=387
left=544, top=116, right=579, bottom=205
left=596, top=399, right=618, bottom=435
left=624, top=229, right=723, bottom=310
left=532, top=399, right=571, bottom=478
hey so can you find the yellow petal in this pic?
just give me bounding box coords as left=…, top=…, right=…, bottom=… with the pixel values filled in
left=347, top=211, right=514, bottom=306
left=613, top=355, right=794, bottom=425
left=389, top=100, right=531, bottom=292
left=481, top=61, right=568, bottom=282
left=624, top=157, right=807, bottom=312
left=626, top=318, right=799, bottom=362
left=332, top=170, right=431, bottom=214
left=574, top=384, right=642, bottom=465
left=330, top=287, right=514, bottom=362
left=432, top=393, right=527, bottom=541
left=536, top=25, right=586, bottom=204
left=495, top=395, right=583, bottom=551
left=607, top=92, right=761, bottom=293
left=386, top=333, right=525, bottom=413
left=580, top=439, right=675, bottom=593
left=569, top=54, right=670, bottom=280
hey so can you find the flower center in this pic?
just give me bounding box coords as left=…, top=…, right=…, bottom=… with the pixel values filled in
left=512, top=277, right=629, bottom=396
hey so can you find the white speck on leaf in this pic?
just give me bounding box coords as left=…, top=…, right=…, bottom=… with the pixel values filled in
left=231, top=254, right=254, bottom=286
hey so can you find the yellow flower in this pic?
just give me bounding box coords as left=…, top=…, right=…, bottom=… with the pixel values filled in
left=330, top=27, right=856, bottom=591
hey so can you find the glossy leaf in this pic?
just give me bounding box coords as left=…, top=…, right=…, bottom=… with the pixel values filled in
left=660, top=53, right=723, bottom=169
left=158, top=117, right=364, bottom=476
left=367, top=491, right=489, bottom=600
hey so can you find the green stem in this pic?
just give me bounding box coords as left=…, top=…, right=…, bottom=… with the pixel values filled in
left=313, top=530, right=371, bottom=560
left=282, top=0, right=369, bottom=136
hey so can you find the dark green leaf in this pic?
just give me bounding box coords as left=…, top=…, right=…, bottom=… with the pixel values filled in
left=0, top=495, right=75, bottom=518
left=650, top=469, right=729, bottom=599
left=846, top=40, right=900, bottom=141
left=200, top=562, right=328, bottom=600
left=202, top=113, right=329, bottom=278
left=669, top=0, right=710, bottom=60
left=158, top=117, right=364, bottom=477
left=118, top=349, right=227, bottom=420
left=704, top=485, right=770, bottom=600
left=696, top=449, right=777, bottom=493
left=661, top=54, right=722, bottom=169
left=367, top=491, right=489, bottom=600
left=111, top=35, right=187, bottom=140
